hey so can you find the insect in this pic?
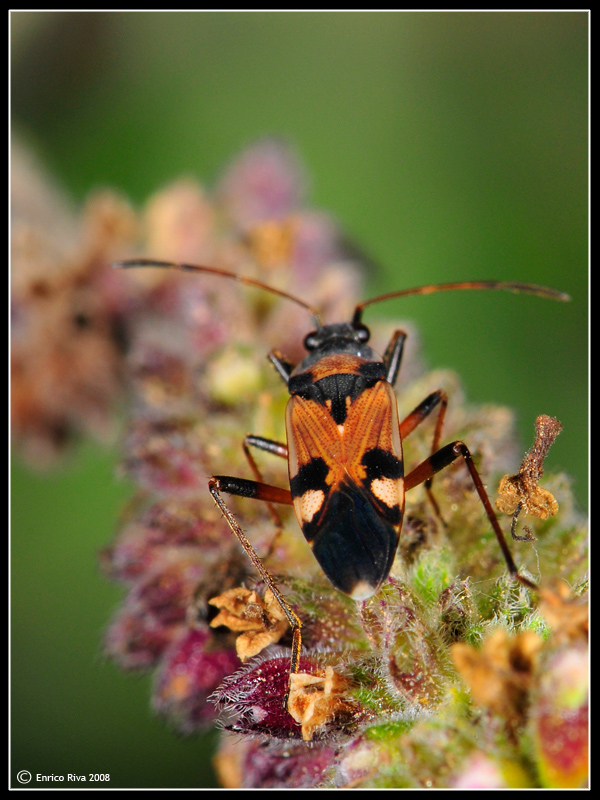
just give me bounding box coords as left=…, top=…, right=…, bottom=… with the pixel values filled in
left=115, top=258, right=569, bottom=694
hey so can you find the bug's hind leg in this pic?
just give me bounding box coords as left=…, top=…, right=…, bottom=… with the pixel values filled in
left=208, top=476, right=302, bottom=705
left=404, top=441, right=537, bottom=591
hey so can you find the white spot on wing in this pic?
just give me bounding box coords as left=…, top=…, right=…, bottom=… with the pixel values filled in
left=370, top=477, right=401, bottom=509
left=299, top=489, right=325, bottom=523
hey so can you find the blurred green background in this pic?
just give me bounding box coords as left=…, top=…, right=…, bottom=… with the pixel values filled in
left=11, top=12, right=587, bottom=789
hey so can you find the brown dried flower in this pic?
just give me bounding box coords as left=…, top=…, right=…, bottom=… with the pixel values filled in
left=496, top=414, right=563, bottom=541
left=287, top=666, right=359, bottom=741
left=451, top=628, right=543, bottom=732
left=537, top=580, right=588, bottom=644
left=209, top=587, right=289, bottom=661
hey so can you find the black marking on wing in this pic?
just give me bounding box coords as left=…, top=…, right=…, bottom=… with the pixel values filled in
left=308, top=478, right=401, bottom=596
left=289, top=456, right=330, bottom=499
left=361, top=447, right=404, bottom=480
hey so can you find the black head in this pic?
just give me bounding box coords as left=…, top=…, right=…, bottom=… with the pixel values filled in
left=294, top=321, right=375, bottom=371
left=303, top=321, right=370, bottom=352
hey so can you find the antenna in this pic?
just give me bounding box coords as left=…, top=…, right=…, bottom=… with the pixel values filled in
left=113, top=259, right=323, bottom=328
left=352, top=280, right=570, bottom=326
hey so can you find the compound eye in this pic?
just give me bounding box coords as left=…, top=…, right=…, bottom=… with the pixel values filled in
left=303, top=331, right=319, bottom=351
left=354, top=324, right=370, bottom=343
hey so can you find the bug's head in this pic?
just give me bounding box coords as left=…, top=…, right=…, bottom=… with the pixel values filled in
left=303, top=320, right=371, bottom=356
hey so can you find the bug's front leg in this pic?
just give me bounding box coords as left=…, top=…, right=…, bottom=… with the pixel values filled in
left=403, top=441, right=537, bottom=591
left=382, top=330, right=407, bottom=386
left=267, top=350, right=295, bottom=386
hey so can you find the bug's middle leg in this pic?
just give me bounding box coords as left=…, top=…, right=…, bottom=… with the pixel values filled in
left=399, top=389, right=449, bottom=522
left=383, top=326, right=449, bottom=517
left=242, top=435, right=290, bottom=557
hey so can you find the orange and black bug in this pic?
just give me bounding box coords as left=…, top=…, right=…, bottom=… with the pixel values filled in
left=115, top=259, right=569, bottom=693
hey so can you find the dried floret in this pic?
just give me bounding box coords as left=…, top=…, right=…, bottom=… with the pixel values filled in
left=209, top=587, right=289, bottom=661
left=496, top=415, right=563, bottom=541
left=451, top=628, right=543, bottom=733
left=287, top=666, right=360, bottom=741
